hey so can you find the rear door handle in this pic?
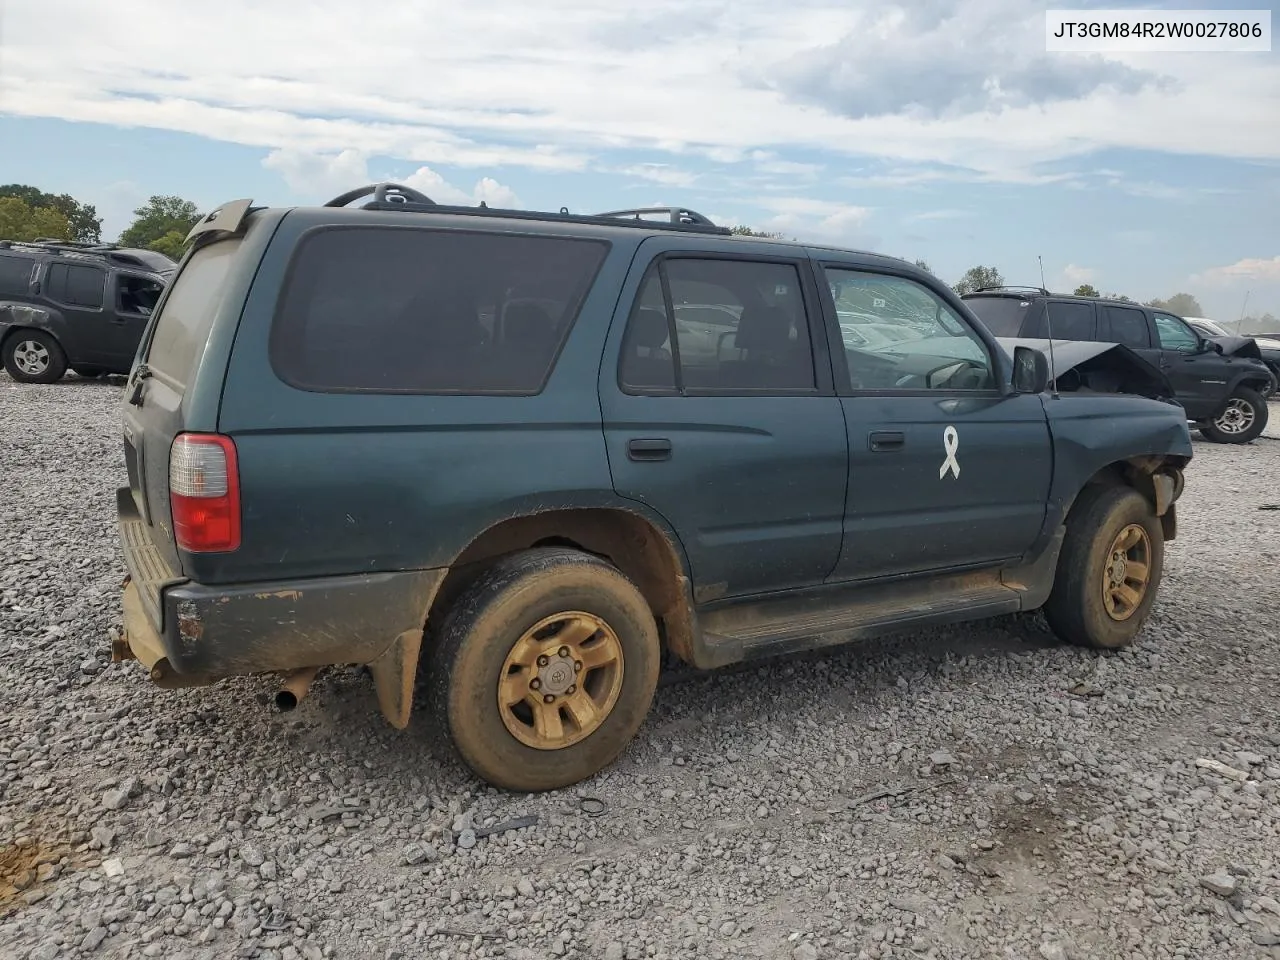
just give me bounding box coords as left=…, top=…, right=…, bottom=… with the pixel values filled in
left=869, top=430, right=905, bottom=452
left=627, top=438, right=672, bottom=461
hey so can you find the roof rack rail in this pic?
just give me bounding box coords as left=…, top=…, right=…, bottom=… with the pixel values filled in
left=594, top=206, right=718, bottom=227
left=0, top=237, right=172, bottom=271
left=972, top=284, right=1050, bottom=296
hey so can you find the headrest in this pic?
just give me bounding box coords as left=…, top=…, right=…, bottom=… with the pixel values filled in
left=630, top=307, right=670, bottom=350
left=734, top=304, right=793, bottom=353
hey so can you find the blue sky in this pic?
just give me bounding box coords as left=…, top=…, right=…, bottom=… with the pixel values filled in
left=1, top=0, right=1278, bottom=321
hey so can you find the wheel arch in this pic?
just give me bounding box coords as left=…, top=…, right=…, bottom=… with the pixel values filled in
left=425, top=506, right=700, bottom=663
left=1066, top=454, right=1187, bottom=542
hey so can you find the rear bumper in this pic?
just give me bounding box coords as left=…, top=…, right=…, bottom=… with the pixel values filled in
left=116, top=486, right=444, bottom=686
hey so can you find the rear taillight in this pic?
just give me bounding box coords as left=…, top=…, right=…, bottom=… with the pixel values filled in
left=169, top=433, right=241, bottom=552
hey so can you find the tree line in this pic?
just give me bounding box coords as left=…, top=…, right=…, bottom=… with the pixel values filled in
left=0, top=184, right=203, bottom=261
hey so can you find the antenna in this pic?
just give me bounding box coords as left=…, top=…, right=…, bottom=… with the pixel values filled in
left=1039, top=255, right=1059, bottom=399
left=1238, top=290, right=1250, bottom=334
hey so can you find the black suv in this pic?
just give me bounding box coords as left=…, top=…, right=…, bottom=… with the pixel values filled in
left=963, top=288, right=1274, bottom=444
left=0, top=239, right=175, bottom=383
left=114, top=185, right=1192, bottom=792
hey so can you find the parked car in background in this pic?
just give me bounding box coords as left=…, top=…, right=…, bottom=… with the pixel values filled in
left=963, top=288, right=1274, bottom=444
left=114, top=184, right=1191, bottom=792
left=0, top=239, right=174, bottom=383
left=1185, top=316, right=1280, bottom=397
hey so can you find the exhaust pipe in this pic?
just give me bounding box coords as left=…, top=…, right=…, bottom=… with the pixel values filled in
left=275, top=666, right=321, bottom=712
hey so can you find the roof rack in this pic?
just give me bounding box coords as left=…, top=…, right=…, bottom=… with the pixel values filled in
left=593, top=206, right=718, bottom=227
left=971, top=284, right=1050, bottom=296
left=0, top=238, right=173, bottom=272
left=320, top=183, right=732, bottom=236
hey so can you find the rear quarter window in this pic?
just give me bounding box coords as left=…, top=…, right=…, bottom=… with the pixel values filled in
left=963, top=297, right=1029, bottom=336
left=146, top=238, right=242, bottom=386
left=0, top=254, right=33, bottom=296
left=269, top=226, right=609, bottom=395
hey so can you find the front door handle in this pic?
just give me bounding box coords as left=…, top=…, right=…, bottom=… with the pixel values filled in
left=869, top=430, right=905, bottom=452
left=627, top=438, right=672, bottom=461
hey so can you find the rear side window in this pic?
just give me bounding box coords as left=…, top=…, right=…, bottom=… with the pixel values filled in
left=271, top=227, right=609, bottom=394
left=146, top=239, right=242, bottom=385
left=45, top=263, right=106, bottom=308
left=1102, top=305, right=1151, bottom=349
left=0, top=254, right=33, bottom=296
left=1040, top=301, right=1096, bottom=340
left=963, top=296, right=1029, bottom=336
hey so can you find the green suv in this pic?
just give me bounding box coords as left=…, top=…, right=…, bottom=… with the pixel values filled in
left=114, top=184, right=1192, bottom=792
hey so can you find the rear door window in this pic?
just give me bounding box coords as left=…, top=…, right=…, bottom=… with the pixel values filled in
left=1039, top=301, right=1096, bottom=340
left=1101, top=305, right=1152, bottom=348
left=146, top=238, right=242, bottom=386
left=45, top=263, right=106, bottom=308
left=270, top=227, right=609, bottom=394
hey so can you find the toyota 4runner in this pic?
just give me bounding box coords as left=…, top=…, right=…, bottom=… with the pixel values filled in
left=114, top=184, right=1193, bottom=792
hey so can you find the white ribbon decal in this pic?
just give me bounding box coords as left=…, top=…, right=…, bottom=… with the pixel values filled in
left=939, top=425, right=960, bottom=480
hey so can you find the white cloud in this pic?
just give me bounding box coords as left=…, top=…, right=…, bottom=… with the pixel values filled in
left=1061, top=263, right=1097, bottom=287
left=904, top=209, right=969, bottom=222
left=1193, top=255, right=1280, bottom=286
left=751, top=196, right=875, bottom=243
left=1, top=0, right=1277, bottom=186
left=262, top=148, right=370, bottom=194
left=617, top=164, right=699, bottom=187
left=401, top=166, right=521, bottom=208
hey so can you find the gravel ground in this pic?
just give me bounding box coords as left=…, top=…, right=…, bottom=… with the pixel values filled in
left=2, top=375, right=1280, bottom=960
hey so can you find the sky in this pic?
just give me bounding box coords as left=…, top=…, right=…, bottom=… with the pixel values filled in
left=0, top=0, right=1278, bottom=323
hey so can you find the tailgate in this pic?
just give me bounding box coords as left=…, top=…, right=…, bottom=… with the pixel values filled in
left=119, top=237, right=245, bottom=585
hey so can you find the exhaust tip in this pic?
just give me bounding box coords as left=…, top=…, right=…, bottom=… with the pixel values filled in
left=275, top=689, right=300, bottom=712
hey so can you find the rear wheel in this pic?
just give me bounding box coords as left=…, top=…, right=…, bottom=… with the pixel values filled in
left=72, top=366, right=105, bottom=379
left=3, top=331, right=67, bottom=383
left=1044, top=485, right=1164, bottom=650
left=426, top=548, right=661, bottom=792
left=1199, top=387, right=1268, bottom=443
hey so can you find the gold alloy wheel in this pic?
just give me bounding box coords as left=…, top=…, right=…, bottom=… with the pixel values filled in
left=497, top=612, right=625, bottom=750
left=1101, top=523, right=1152, bottom=621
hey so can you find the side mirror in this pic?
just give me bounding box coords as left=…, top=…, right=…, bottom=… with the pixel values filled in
left=1012, top=345, right=1050, bottom=394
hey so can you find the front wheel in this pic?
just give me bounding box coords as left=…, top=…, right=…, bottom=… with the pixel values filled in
left=1199, top=387, right=1268, bottom=444
left=3, top=330, right=67, bottom=383
left=426, top=548, right=661, bottom=792
left=1043, top=485, right=1164, bottom=650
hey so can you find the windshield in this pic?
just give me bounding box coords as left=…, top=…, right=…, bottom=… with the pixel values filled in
left=963, top=296, right=1031, bottom=336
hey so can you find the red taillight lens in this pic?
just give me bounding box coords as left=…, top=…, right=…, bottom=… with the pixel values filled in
left=169, top=433, right=241, bottom=552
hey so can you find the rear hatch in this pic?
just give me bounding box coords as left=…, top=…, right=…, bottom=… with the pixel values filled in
left=120, top=236, right=246, bottom=593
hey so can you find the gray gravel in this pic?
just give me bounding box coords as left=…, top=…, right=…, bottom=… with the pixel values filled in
left=3, top=374, right=1280, bottom=960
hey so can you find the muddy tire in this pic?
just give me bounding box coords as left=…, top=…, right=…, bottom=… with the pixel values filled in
left=1043, top=485, right=1164, bottom=650
left=3, top=330, right=67, bottom=384
left=1199, top=387, right=1268, bottom=444
left=426, top=547, right=660, bottom=792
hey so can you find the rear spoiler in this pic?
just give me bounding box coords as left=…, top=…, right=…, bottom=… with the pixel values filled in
left=185, top=198, right=255, bottom=244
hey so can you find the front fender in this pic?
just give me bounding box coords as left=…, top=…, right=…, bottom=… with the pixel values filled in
left=1041, top=394, right=1192, bottom=536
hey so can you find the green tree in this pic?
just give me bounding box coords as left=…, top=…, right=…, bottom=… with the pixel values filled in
left=953, top=265, right=1004, bottom=296
left=730, top=225, right=786, bottom=239
left=1073, top=283, right=1100, bottom=297
left=913, top=259, right=934, bottom=275
left=147, top=230, right=189, bottom=261
left=1104, top=292, right=1132, bottom=302
left=0, top=197, right=74, bottom=242
left=119, top=196, right=202, bottom=253
left=0, top=185, right=101, bottom=242
left=1146, top=292, right=1204, bottom=317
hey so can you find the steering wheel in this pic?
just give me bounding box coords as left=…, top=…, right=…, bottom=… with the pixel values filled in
left=323, top=182, right=436, bottom=208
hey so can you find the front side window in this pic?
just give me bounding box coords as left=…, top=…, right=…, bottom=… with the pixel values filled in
left=1153, top=312, right=1200, bottom=352
left=618, top=257, right=816, bottom=393
left=963, top=296, right=1030, bottom=336
left=117, top=274, right=165, bottom=317
left=826, top=268, right=994, bottom=391
left=271, top=227, right=609, bottom=394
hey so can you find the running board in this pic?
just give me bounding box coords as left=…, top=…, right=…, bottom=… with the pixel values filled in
left=695, top=568, right=1023, bottom=667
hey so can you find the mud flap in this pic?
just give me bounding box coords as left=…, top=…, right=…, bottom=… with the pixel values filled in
left=367, top=628, right=423, bottom=729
